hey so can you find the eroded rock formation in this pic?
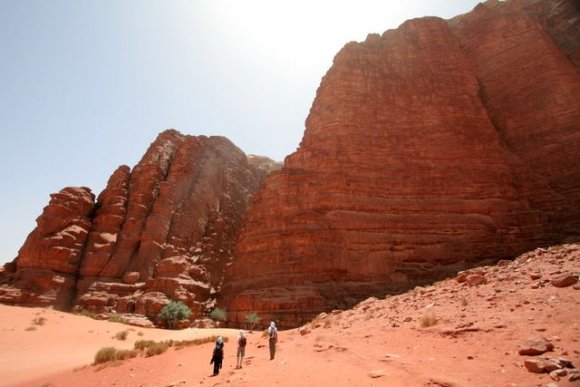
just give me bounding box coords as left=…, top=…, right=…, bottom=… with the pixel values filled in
left=0, top=130, right=274, bottom=320
left=0, top=187, right=95, bottom=309
left=223, top=0, right=580, bottom=328
left=1, top=0, right=578, bottom=329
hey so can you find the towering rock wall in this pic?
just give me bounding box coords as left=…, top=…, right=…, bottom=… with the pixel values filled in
left=0, top=130, right=274, bottom=320
left=223, top=0, right=580, bottom=328
left=75, top=130, right=268, bottom=318
left=453, top=0, right=580, bottom=209
left=1, top=0, right=578, bottom=329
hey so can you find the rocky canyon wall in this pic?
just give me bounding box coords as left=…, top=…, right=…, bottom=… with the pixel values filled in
left=223, top=0, right=580, bottom=328
left=1, top=0, right=578, bottom=329
left=0, top=130, right=275, bottom=321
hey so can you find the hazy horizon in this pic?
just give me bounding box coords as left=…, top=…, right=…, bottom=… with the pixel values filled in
left=0, top=0, right=482, bottom=264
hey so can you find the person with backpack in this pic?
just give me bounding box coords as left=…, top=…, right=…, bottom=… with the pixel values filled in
left=236, top=330, right=247, bottom=369
left=268, top=321, right=278, bottom=360
left=210, top=336, right=224, bottom=376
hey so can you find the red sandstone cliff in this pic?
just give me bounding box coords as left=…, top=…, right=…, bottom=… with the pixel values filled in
left=0, top=130, right=274, bottom=321
left=223, top=0, right=580, bottom=328
left=1, top=0, right=579, bottom=329
left=0, top=187, right=95, bottom=309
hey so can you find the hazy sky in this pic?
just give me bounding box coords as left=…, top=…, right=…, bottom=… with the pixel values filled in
left=0, top=0, right=482, bottom=264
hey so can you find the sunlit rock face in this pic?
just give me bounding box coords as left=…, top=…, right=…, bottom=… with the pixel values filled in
left=0, top=187, right=95, bottom=309
left=0, top=0, right=578, bottom=329
left=0, top=130, right=275, bottom=319
left=223, top=0, right=580, bottom=328
left=74, top=130, right=270, bottom=318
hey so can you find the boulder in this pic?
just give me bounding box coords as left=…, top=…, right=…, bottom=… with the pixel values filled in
left=551, top=273, right=578, bottom=288
left=524, top=358, right=548, bottom=373
left=519, top=337, right=555, bottom=356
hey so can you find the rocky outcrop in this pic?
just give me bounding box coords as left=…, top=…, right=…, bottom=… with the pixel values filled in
left=247, top=155, right=283, bottom=180
left=75, top=131, right=267, bottom=319
left=0, top=187, right=95, bottom=309
left=0, top=130, right=270, bottom=320
left=223, top=0, right=580, bottom=328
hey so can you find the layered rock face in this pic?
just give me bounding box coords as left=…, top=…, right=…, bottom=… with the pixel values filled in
left=223, top=0, right=580, bottom=328
left=0, top=187, right=95, bottom=309
left=0, top=130, right=270, bottom=319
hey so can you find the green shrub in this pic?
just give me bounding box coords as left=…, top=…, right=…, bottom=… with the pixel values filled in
left=158, top=301, right=192, bottom=328
left=245, top=311, right=261, bottom=332
left=209, top=307, right=227, bottom=322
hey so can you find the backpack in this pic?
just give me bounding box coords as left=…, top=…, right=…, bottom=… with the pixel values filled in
left=269, top=327, right=278, bottom=340
left=239, top=336, right=247, bottom=347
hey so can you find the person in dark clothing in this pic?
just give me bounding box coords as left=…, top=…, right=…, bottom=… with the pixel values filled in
left=210, top=336, right=224, bottom=375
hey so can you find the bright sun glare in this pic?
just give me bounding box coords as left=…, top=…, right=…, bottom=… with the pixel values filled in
left=207, top=1, right=420, bottom=74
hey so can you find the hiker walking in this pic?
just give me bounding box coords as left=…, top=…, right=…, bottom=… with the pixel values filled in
left=236, top=330, right=247, bottom=368
left=268, top=321, right=278, bottom=360
left=210, top=336, right=224, bottom=375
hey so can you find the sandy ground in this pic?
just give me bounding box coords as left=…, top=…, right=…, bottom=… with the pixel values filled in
left=1, top=243, right=579, bottom=387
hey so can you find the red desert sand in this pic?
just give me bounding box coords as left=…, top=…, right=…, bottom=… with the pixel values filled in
left=2, top=244, right=578, bottom=387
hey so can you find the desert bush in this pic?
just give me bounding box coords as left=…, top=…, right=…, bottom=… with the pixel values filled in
left=145, top=342, right=170, bottom=357
left=114, top=349, right=139, bottom=361
left=25, top=326, right=37, bottom=331
left=107, top=314, right=127, bottom=324
left=94, top=347, right=138, bottom=364
left=134, top=336, right=227, bottom=355
left=209, top=307, right=227, bottom=323
left=114, top=330, right=129, bottom=341
left=420, top=313, right=438, bottom=327
left=245, top=311, right=261, bottom=332
left=134, top=340, right=156, bottom=351
left=158, top=301, right=192, bottom=329
left=94, top=347, right=117, bottom=364
left=32, top=317, right=47, bottom=326
left=77, top=310, right=98, bottom=320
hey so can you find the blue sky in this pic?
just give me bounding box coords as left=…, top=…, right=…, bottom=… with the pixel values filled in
left=0, top=0, right=482, bottom=264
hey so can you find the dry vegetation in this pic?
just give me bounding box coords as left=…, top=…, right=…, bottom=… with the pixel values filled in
left=113, top=330, right=129, bottom=341
left=94, top=336, right=229, bottom=366
left=33, top=317, right=47, bottom=326
left=420, top=313, right=438, bottom=328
